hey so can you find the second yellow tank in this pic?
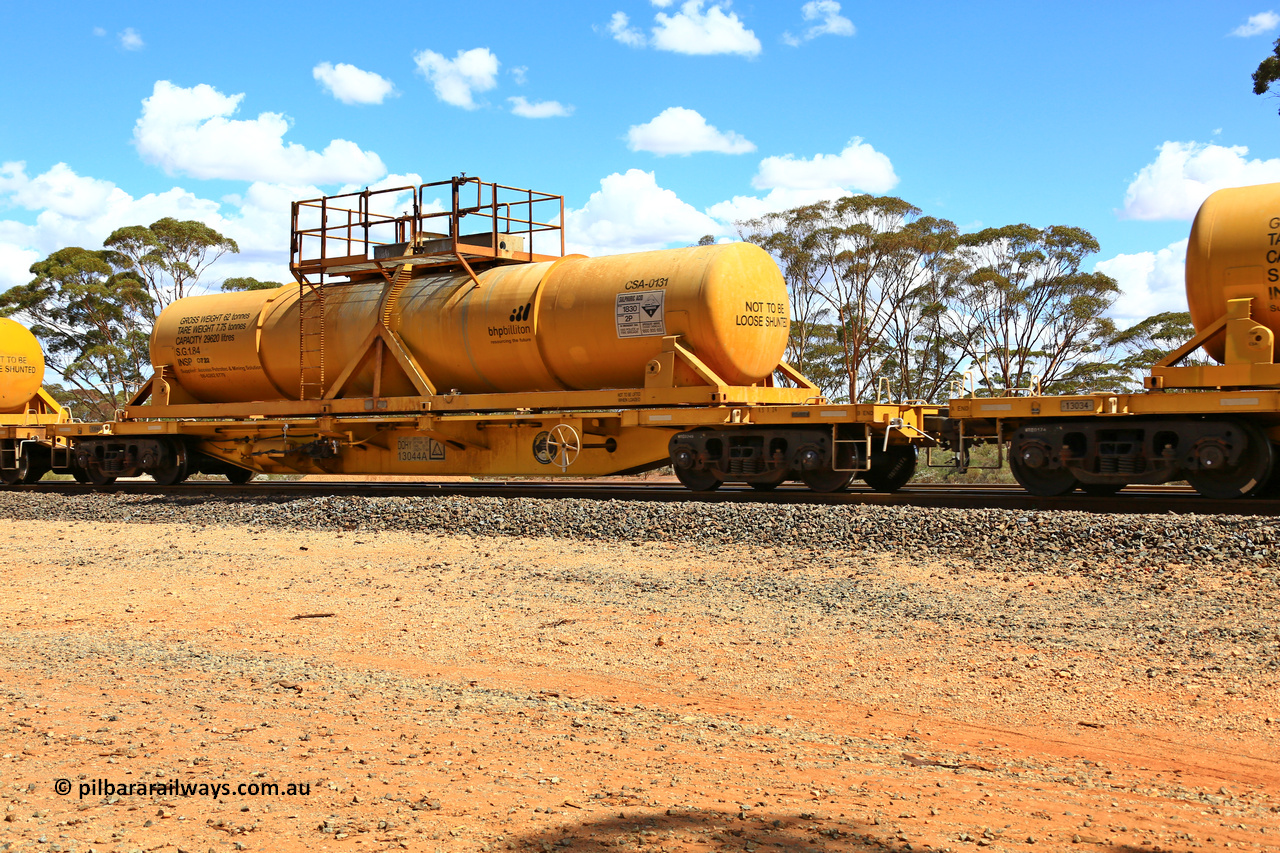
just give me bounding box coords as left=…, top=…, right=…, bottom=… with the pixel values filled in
left=1186, top=182, right=1280, bottom=362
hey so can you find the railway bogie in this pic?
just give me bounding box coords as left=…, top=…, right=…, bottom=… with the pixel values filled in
left=946, top=391, right=1280, bottom=500
left=669, top=419, right=922, bottom=493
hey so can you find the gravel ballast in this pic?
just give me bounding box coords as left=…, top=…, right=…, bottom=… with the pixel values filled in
left=0, top=491, right=1277, bottom=569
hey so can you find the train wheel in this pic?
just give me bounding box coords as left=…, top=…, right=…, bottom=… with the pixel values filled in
left=150, top=442, right=191, bottom=486
left=801, top=467, right=853, bottom=493
left=1009, top=438, right=1078, bottom=496
left=85, top=468, right=116, bottom=487
left=748, top=470, right=789, bottom=492
left=674, top=466, right=721, bottom=492
left=71, top=466, right=90, bottom=483
left=862, top=446, right=917, bottom=493
left=1079, top=483, right=1122, bottom=497
left=226, top=467, right=256, bottom=484
left=1187, top=422, right=1273, bottom=499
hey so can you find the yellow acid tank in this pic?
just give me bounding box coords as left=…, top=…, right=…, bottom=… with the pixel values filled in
left=0, top=317, right=45, bottom=413
left=151, top=242, right=792, bottom=402
left=1186, top=182, right=1280, bottom=363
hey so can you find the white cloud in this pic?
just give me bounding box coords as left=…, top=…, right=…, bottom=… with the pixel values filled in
left=784, top=0, right=855, bottom=45
left=753, top=138, right=898, bottom=193
left=1121, top=140, right=1280, bottom=220
left=650, top=0, right=676, bottom=6
left=608, top=11, right=647, bottom=47
left=706, top=186, right=850, bottom=225
left=119, top=28, right=144, bottom=50
left=0, top=161, right=118, bottom=217
left=0, top=243, right=41, bottom=291
left=508, top=96, right=572, bottom=118
left=565, top=169, right=723, bottom=256
left=92, top=26, right=105, bottom=37
left=700, top=138, right=898, bottom=225
left=132, top=80, right=386, bottom=185
left=312, top=62, right=396, bottom=105
left=0, top=161, right=240, bottom=291
left=0, top=161, right=450, bottom=296
left=627, top=107, right=755, bottom=155
left=1231, top=10, right=1280, bottom=36
left=511, top=65, right=528, bottom=84
left=412, top=47, right=499, bottom=109
left=1096, top=239, right=1189, bottom=326
left=652, top=1, right=761, bottom=56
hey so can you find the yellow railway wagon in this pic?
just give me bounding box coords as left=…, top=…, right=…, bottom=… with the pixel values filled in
left=52, top=177, right=944, bottom=492
left=0, top=317, right=74, bottom=484
left=945, top=182, right=1280, bottom=499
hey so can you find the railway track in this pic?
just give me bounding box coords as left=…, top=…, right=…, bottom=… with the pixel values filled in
left=12, top=479, right=1280, bottom=516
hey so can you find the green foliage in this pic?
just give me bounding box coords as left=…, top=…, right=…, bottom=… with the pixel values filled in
left=950, top=223, right=1120, bottom=394
left=1254, top=37, right=1280, bottom=112
left=0, top=247, right=151, bottom=419
left=105, top=217, right=238, bottom=320
left=221, top=277, right=286, bottom=292
left=739, top=200, right=1189, bottom=404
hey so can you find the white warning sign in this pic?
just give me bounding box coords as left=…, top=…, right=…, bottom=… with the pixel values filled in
left=615, top=290, right=665, bottom=338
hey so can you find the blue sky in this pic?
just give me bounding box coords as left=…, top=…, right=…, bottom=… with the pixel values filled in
left=2, top=1, right=1280, bottom=325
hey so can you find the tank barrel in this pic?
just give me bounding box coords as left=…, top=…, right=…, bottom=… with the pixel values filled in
left=150, top=243, right=792, bottom=404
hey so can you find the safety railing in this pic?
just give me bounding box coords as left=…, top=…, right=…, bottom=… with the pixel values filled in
left=290, top=175, right=564, bottom=272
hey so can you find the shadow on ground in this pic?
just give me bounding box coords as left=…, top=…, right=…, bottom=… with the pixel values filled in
left=508, top=809, right=1168, bottom=851
left=508, top=808, right=928, bottom=851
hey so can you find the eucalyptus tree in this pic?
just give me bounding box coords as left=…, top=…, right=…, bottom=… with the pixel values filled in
left=105, top=218, right=239, bottom=320
left=1253, top=37, right=1280, bottom=112
left=221, top=277, right=286, bottom=291
left=946, top=224, right=1119, bottom=395
left=870, top=215, right=966, bottom=402
left=0, top=248, right=151, bottom=419
left=739, top=205, right=838, bottom=393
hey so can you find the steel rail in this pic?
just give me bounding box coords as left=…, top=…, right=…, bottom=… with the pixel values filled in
left=9, top=479, right=1278, bottom=516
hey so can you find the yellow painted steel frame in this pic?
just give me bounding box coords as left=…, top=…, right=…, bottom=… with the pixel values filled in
left=81, top=394, right=944, bottom=479
left=122, top=375, right=822, bottom=420
left=948, top=390, right=1280, bottom=444
left=947, top=295, right=1280, bottom=442
left=0, top=388, right=67, bottom=427
left=2, top=389, right=73, bottom=473
left=1147, top=296, right=1280, bottom=389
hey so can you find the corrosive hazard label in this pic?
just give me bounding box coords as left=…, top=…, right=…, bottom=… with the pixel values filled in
left=615, top=290, right=665, bottom=338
